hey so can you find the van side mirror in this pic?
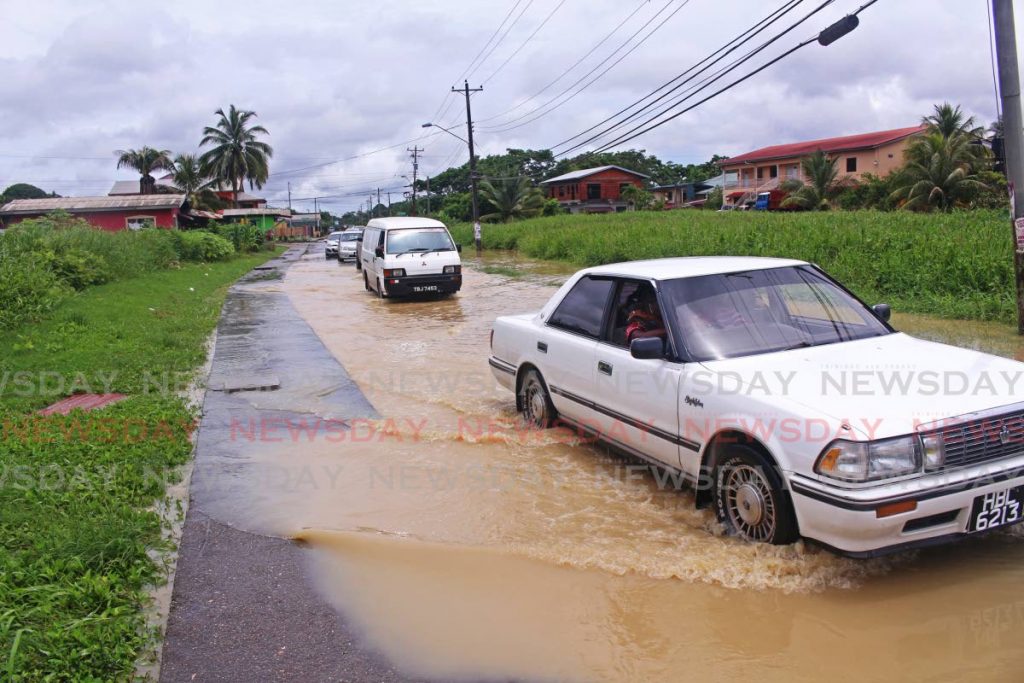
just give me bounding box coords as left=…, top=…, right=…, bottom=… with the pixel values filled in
left=630, top=337, right=665, bottom=359
left=456, top=243, right=463, bottom=253
left=872, top=303, right=891, bottom=322
left=374, top=246, right=384, bottom=258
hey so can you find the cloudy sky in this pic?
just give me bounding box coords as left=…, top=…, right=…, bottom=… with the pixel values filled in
left=0, top=0, right=1014, bottom=213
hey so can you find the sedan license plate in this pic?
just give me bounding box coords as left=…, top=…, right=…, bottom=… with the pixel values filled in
left=413, top=285, right=438, bottom=292
left=969, top=485, right=1024, bottom=532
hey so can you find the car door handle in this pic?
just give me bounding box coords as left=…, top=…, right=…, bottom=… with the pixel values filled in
left=537, top=341, right=548, bottom=353
left=598, top=361, right=613, bottom=376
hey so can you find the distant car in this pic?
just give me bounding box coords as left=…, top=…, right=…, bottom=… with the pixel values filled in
left=337, top=228, right=363, bottom=262
left=489, top=256, right=1024, bottom=557
left=324, top=231, right=346, bottom=259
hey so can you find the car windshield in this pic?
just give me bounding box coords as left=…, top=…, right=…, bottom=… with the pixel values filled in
left=328, top=232, right=344, bottom=239
left=340, top=232, right=361, bottom=241
left=386, top=227, right=454, bottom=254
left=661, top=265, right=890, bottom=361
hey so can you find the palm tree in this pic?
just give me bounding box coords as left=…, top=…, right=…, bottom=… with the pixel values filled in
left=115, top=146, right=173, bottom=194
left=889, top=133, right=989, bottom=211
left=923, top=102, right=985, bottom=140
left=478, top=176, right=546, bottom=221
left=781, top=150, right=845, bottom=210
left=170, top=154, right=220, bottom=210
left=199, top=105, right=273, bottom=207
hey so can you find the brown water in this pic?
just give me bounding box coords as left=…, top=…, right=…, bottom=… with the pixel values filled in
left=248, top=251, right=1024, bottom=682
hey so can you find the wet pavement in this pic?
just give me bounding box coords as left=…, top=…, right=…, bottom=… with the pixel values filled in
left=162, top=244, right=1024, bottom=682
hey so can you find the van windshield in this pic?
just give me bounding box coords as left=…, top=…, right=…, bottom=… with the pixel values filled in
left=386, top=228, right=455, bottom=254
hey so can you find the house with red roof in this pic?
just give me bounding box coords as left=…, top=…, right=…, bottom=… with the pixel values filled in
left=719, top=125, right=925, bottom=206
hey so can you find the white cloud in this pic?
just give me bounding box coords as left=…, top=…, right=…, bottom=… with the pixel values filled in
left=0, top=0, right=1016, bottom=212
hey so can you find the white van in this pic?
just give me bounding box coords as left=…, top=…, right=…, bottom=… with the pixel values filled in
left=360, top=217, right=463, bottom=298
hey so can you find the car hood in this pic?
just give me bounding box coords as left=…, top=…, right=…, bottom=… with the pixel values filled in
left=699, top=333, right=1024, bottom=440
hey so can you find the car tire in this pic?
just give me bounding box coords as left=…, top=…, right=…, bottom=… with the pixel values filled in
left=376, top=278, right=386, bottom=299
left=363, top=272, right=371, bottom=292
left=356, top=256, right=362, bottom=271
left=518, top=369, right=557, bottom=428
left=713, top=445, right=798, bottom=545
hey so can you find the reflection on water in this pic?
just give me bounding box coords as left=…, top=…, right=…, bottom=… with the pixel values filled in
left=240, top=250, right=1024, bottom=682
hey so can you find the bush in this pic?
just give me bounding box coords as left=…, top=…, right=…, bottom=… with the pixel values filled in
left=0, top=257, right=70, bottom=328
left=210, top=222, right=265, bottom=252
left=172, top=231, right=235, bottom=262
left=41, top=248, right=112, bottom=290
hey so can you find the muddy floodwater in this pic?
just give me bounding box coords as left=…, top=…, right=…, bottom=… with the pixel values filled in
left=227, top=251, right=1024, bottom=682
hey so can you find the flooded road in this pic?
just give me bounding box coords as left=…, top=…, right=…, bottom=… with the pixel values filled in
left=227, top=250, right=1024, bottom=682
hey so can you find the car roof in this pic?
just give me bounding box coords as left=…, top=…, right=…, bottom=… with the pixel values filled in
left=582, top=256, right=808, bottom=281
left=365, top=216, right=448, bottom=230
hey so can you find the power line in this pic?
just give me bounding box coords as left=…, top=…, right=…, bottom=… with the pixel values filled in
left=468, top=0, right=536, bottom=81
left=588, top=0, right=882, bottom=154
left=550, top=0, right=807, bottom=155
left=475, top=1, right=649, bottom=125
left=479, top=0, right=690, bottom=134
left=482, top=0, right=567, bottom=85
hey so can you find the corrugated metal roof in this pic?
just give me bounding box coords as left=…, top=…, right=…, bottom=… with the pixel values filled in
left=221, top=207, right=292, bottom=217
left=540, top=165, right=650, bottom=185
left=721, top=125, right=926, bottom=166
left=109, top=178, right=179, bottom=195
left=0, top=195, right=186, bottom=214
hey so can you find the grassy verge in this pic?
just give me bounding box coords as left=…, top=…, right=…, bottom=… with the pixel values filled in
left=451, top=210, right=1015, bottom=324
left=0, top=251, right=279, bottom=680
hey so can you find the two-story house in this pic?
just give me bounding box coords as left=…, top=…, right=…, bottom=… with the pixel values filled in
left=540, top=165, right=649, bottom=213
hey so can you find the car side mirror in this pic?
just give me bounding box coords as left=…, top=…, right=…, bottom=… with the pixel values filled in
left=872, top=303, right=891, bottom=322
left=456, top=243, right=463, bottom=253
left=630, top=337, right=665, bottom=360
left=374, top=246, right=384, bottom=258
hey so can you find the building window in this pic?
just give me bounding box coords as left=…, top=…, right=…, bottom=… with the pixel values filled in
left=786, top=164, right=799, bottom=179
left=126, top=216, right=156, bottom=230
left=769, top=165, right=778, bottom=178
left=587, top=183, right=601, bottom=200
left=619, top=183, right=631, bottom=195
left=846, top=157, right=857, bottom=173
left=558, top=186, right=565, bottom=197
left=756, top=167, right=763, bottom=180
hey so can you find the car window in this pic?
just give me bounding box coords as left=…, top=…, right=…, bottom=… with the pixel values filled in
left=608, top=280, right=667, bottom=348
left=548, top=277, right=614, bottom=339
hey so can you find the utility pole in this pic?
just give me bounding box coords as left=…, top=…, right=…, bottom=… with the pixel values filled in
left=314, top=197, right=319, bottom=237
left=377, top=187, right=382, bottom=218
left=408, top=146, right=423, bottom=215
left=287, top=182, right=292, bottom=211
left=453, top=80, right=484, bottom=253
left=426, top=176, right=431, bottom=214
left=387, top=191, right=392, bottom=216
left=993, top=0, right=1024, bottom=334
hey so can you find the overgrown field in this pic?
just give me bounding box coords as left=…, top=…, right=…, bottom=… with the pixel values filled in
left=0, top=252, right=277, bottom=680
left=451, top=210, right=1015, bottom=323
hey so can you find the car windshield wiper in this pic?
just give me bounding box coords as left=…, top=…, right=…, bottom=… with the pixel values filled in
left=782, top=340, right=814, bottom=351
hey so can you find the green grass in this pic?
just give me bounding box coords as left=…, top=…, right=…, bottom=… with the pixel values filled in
left=0, top=251, right=279, bottom=680
left=476, top=264, right=527, bottom=278
left=451, top=210, right=1016, bottom=324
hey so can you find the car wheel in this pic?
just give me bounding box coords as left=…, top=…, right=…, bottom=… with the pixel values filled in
left=713, top=445, right=798, bottom=545
left=376, top=278, right=386, bottom=299
left=518, top=369, right=556, bottom=428
left=363, top=272, right=371, bottom=291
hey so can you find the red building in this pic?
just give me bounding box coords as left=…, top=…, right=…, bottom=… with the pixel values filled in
left=0, top=195, right=186, bottom=230
left=109, top=176, right=267, bottom=208
left=540, top=165, right=649, bottom=213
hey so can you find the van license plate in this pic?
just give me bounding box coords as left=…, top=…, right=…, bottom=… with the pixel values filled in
left=969, top=485, right=1024, bottom=532
left=413, top=285, right=438, bottom=292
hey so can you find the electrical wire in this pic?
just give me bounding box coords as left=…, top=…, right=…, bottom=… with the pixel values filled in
left=549, top=0, right=806, bottom=154
left=479, top=0, right=690, bottom=134
left=986, top=0, right=1002, bottom=121
left=482, top=0, right=569, bottom=85
left=587, top=0, right=883, bottom=154
left=468, top=0, right=536, bottom=81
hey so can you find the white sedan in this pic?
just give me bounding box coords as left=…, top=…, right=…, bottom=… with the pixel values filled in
left=488, top=257, right=1024, bottom=556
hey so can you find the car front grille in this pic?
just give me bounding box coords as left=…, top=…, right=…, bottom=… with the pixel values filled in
left=929, top=408, right=1024, bottom=469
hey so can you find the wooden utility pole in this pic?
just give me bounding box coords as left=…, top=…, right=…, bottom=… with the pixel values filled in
left=408, top=146, right=424, bottom=215
left=453, top=80, right=483, bottom=253
left=993, top=0, right=1024, bottom=334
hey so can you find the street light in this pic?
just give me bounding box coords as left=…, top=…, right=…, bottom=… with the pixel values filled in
left=422, top=122, right=468, bottom=144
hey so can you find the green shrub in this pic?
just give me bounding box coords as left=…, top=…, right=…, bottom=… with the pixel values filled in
left=172, top=231, right=235, bottom=262
left=0, top=257, right=70, bottom=328
left=210, top=223, right=264, bottom=252
left=41, top=248, right=111, bottom=290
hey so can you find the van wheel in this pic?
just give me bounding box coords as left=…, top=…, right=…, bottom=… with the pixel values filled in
left=518, top=369, right=556, bottom=428
left=363, top=272, right=371, bottom=291
left=713, top=445, right=798, bottom=545
left=376, top=278, right=386, bottom=299
left=355, top=257, right=362, bottom=271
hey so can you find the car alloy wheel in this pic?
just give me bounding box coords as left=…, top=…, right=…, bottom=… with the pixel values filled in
left=518, top=369, right=556, bottom=428
left=714, top=446, right=798, bottom=545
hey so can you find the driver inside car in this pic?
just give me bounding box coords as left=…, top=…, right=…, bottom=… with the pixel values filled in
left=625, top=295, right=667, bottom=343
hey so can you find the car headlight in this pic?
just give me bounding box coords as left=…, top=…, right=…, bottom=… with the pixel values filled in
left=816, top=436, right=921, bottom=482
left=443, top=265, right=461, bottom=274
